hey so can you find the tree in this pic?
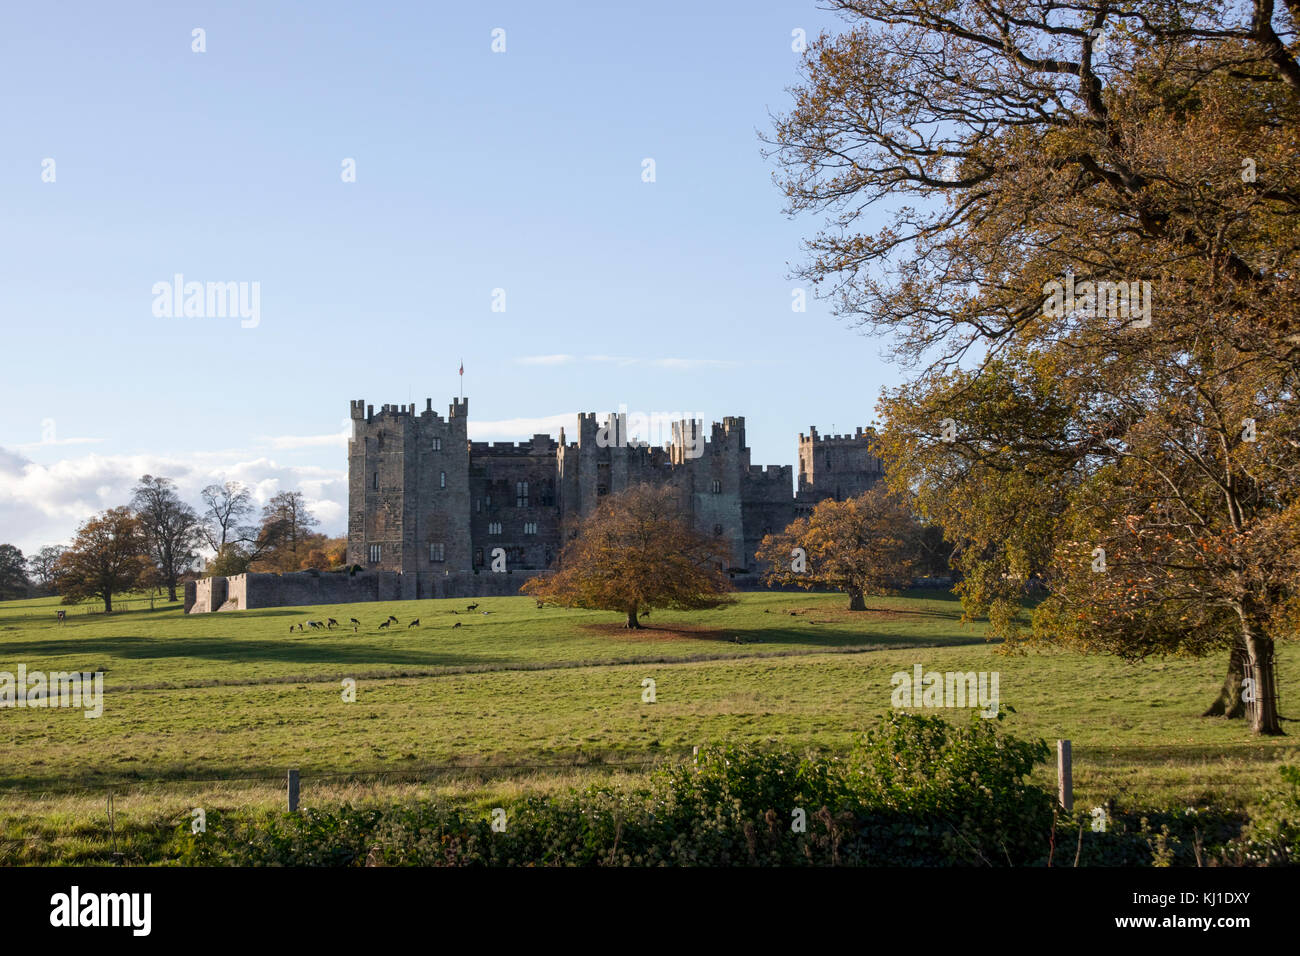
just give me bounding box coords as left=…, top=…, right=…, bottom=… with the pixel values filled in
left=522, top=484, right=732, bottom=628
left=757, top=485, right=922, bottom=610
left=255, top=491, right=319, bottom=567
left=27, top=545, right=66, bottom=593
left=53, top=508, right=149, bottom=613
left=769, top=1, right=1300, bottom=734
left=0, top=544, right=30, bottom=600
left=199, top=481, right=254, bottom=553
left=131, top=475, right=202, bottom=602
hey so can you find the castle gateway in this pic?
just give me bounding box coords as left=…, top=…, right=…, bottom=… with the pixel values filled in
left=346, top=396, right=884, bottom=596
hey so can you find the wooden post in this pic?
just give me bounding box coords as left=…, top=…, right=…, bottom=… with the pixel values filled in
left=1057, top=740, right=1073, bottom=812
left=287, top=769, right=300, bottom=812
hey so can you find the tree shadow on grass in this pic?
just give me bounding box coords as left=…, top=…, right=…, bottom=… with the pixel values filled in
left=0, top=634, right=511, bottom=670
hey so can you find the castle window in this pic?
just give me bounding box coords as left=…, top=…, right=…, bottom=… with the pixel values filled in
left=516, top=481, right=528, bottom=507
left=432, top=437, right=441, bottom=451
left=524, top=522, right=537, bottom=535
left=597, top=485, right=607, bottom=497
left=713, top=524, right=723, bottom=536
left=440, top=471, right=446, bottom=489
left=429, top=542, right=444, bottom=563
left=368, top=544, right=381, bottom=563
left=711, top=479, right=721, bottom=494
left=488, top=522, right=502, bottom=535
left=372, top=473, right=378, bottom=490
left=474, top=548, right=484, bottom=567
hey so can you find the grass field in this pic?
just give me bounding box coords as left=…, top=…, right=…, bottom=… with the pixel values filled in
left=2, top=589, right=1297, bottom=864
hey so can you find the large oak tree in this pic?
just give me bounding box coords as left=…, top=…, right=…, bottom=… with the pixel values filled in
left=54, top=507, right=150, bottom=613
left=769, top=1, right=1300, bottom=733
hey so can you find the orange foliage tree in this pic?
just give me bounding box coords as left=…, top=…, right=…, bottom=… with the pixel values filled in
left=757, top=484, right=921, bottom=610
left=522, top=484, right=732, bottom=628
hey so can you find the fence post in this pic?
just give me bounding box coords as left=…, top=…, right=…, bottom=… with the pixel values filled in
left=287, top=769, right=300, bottom=812
left=1057, top=740, right=1073, bottom=812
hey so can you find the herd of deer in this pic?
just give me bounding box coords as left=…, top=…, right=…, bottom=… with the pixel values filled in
left=290, top=602, right=495, bottom=633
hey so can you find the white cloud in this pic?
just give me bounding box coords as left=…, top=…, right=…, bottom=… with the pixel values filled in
left=0, top=446, right=346, bottom=555
left=255, top=429, right=350, bottom=450
left=513, top=354, right=576, bottom=366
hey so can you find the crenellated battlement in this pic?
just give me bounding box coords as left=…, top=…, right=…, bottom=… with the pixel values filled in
left=799, top=425, right=875, bottom=444
left=747, top=464, right=792, bottom=480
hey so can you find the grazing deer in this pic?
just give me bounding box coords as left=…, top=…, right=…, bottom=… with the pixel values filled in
left=289, top=625, right=294, bottom=634
left=349, top=618, right=361, bottom=627
left=387, top=615, right=399, bottom=625
left=327, top=618, right=338, bottom=629
left=466, top=603, right=479, bottom=612
left=408, top=619, right=419, bottom=628
left=378, top=620, right=390, bottom=630
left=639, top=610, right=650, bottom=618
left=307, top=621, right=319, bottom=630
left=452, top=621, right=462, bottom=628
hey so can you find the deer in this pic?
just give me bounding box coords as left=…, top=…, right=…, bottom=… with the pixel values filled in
left=327, top=618, right=339, bottom=629
left=466, top=603, right=479, bottom=612
left=408, top=619, right=420, bottom=628
left=452, top=621, right=462, bottom=629
left=378, top=620, right=390, bottom=630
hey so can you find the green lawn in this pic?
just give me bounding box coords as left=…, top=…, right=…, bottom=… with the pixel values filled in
left=1, top=589, right=1297, bottom=863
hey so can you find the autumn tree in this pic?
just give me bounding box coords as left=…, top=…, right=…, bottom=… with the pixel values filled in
left=131, top=475, right=202, bottom=602
left=770, top=1, right=1300, bottom=734
left=0, top=544, right=29, bottom=600
left=757, top=485, right=922, bottom=610
left=254, top=491, right=319, bottom=568
left=26, top=545, right=65, bottom=593
left=54, top=507, right=150, bottom=613
left=522, top=484, right=732, bottom=628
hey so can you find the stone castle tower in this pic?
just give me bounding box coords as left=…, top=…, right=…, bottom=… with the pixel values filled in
left=346, top=396, right=884, bottom=594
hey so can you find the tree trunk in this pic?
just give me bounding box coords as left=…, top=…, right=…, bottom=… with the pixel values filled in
left=625, top=609, right=641, bottom=629
left=167, top=582, right=178, bottom=602
left=848, top=588, right=866, bottom=611
left=1202, top=637, right=1247, bottom=718
left=103, top=591, right=112, bottom=614
left=1243, top=631, right=1283, bottom=736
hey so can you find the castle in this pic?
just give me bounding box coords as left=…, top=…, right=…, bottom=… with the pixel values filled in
left=186, top=395, right=885, bottom=612
left=345, top=396, right=884, bottom=593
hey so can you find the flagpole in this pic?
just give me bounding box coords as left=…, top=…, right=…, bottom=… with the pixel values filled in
left=459, top=358, right=463, bottom=402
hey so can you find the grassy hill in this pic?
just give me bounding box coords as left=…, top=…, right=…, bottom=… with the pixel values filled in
left=1, top=589, right=1296, bottom=863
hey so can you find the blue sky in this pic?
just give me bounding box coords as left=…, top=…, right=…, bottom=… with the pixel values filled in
left=0, top=0, right=901, bottom=554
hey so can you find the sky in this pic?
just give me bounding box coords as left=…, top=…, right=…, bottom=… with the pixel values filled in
left=0, top=0, right=904, bottom=556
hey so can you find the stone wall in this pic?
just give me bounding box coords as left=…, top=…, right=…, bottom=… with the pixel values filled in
left=186, top=568, right=553, bottom=613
